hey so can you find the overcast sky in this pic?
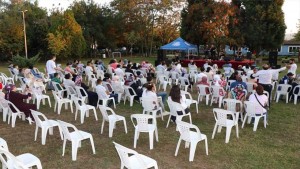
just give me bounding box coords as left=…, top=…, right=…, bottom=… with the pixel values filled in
left=37, top=0, right=300, bottom=34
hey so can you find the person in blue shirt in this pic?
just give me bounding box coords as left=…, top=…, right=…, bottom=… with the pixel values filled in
left=229, top=75, right=247, bottom=100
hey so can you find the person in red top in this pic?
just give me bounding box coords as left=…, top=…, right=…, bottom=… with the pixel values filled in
left=4, top=84, right=36, bottom=123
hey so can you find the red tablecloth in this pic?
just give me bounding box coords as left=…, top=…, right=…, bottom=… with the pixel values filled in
left=181, top=59, right=254, bottom=69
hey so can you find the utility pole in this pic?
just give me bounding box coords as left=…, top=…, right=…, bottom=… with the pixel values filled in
left=20, top=10, right=28, bottom=59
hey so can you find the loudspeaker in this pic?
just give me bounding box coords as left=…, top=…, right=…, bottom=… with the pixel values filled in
left=246, top=52, right=252, bottom=60
left=269, top=51, right=278, bottom=67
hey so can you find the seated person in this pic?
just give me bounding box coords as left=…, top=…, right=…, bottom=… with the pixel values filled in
left=248, top=85, right=268, bottom=121
left=24, top=69, right=45, bottom=92
left=29, top=65, right=42, bottom=79
left=279, top=72, right=294, bottom=85
left=95, top=78, right=118, bottom=106
left=12, top=65, right=19, bottom=76
left=51, top=73, right=64, bottom=90
left=4, top=84, right=36, bottom=123
left=103, top=73, right=112, bottom=83
left=64, top=62, right=77, bottom=81
left=143, top=76, right=167, bottom=104
left=169, top=85, right=189, bottom=122
left=197, top=76, right=210, bottom=94
left=229, top=75, right=247, bottom=100
left=63, top=74, right=76, bottom=88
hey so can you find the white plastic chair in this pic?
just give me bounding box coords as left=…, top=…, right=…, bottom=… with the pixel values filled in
left=142, top=97, right=164, bottom=120
left=212, top=108, right=239, bottom=143
left=32, top=87, right=51, bottom=110
left=7, top=101, right=26, bottom=127
left=291, top=85, right=300, bottom=105
left=0, top=148, right=42, bottom=169
left=166, top=98, right=192, bottom=128
left=242, top=101, right=267, bottom=132
left=52, top=82, right=67, bottom=98
left=170, top=71, right=179, bottom=85
left=124, top=86, right=137, bottom=107
left=75, top=86, right=89, bottom=104
left=197, top=84, right=211, bottom=105
left=175, top=120, right=208, bottom=162
left=157, top=75, right=170, bottom=91
left=0, top=98, right=9, bottom=122
left=57, top=120, right=96, bottom=161
left=31, top=110, right=63, bottom=145
left=96, top=89, right=116, bottom=109
left=52, top=91, right=73, bottom=115
left=113, top=142, right=158, bottom=169
left=181, top=90, right=198, bottom=114
left=0, top=137, right=8, bottom=151
left=274, top=84, right=292, bottom=103
left=179, top=77, right=190, bottom=92
left=210, top=85, right=225, bottom=108
left=131, top=114, right=158, bottom=150
left=73, top=97, right=98, bottom=124
left=0, top=73, right=14, bottom=85
left=223, top=98, right=243, bottom=122
left=99, top=105, right=127, bottom=137
left=65, top=86, right=78, bottom=100
left=246, top=82, right=255, bottom=94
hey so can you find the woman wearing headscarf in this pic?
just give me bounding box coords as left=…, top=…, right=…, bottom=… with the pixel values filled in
left=4, top=84, right=36, bottom=123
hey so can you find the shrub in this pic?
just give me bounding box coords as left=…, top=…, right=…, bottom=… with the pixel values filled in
left=11, top=53, right=40, bottom=68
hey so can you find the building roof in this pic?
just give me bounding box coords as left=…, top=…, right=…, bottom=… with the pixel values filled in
left=282, top=41, right=300, bottom=45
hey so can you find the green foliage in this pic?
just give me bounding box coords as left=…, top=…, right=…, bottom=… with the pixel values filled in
left=293, top=21, right=300, bottom=41
left=47, top=10, right=86, bottom=58
left=11, top=53, right=40, bottom=68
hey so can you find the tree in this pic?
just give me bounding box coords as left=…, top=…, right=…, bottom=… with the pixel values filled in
left=181, top=0, right=214, bottom=48
left=0, top=1, right=24, bottom=58
left=47, top=10, right=86, bottom=58
left=124, top=31, right=140, bottom=56
left=293, top=20, right=300, bottom=41
left=240, top=0, right=286, bottom=53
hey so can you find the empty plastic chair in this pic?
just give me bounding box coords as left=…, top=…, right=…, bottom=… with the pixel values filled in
left=274, top=84, right=292, bottom=103
left=124, top=86, right=137, bottom=107
left=212, top=108, right=239, bottom=143
left=292, top=85, right=300, bottom=105
left=99, top=105, right=127, bottom=137
left=57, top=120, right=96, bottom=161
left=113, top=142, right=158, bottom=169
left=175, top=120, right=208, bottom=162
left=73, top=97, right=98, bottom=124
left=52, top=91, right=73, bottom=115
left=181, top=90, right=198, bottom=113
left=197, top=84, right=211, bottom=105
left=131, top=114, right=158, bottom=150
left=31, top=110, right=63, bottom=145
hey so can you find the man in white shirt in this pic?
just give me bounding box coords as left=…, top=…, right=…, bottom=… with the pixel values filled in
left=156, top=61, right=166, bottom=73
left=114, top=64, right=124, bottom=77
left=196, top=67, right=207, bottom=82
left=95, top=79, right=118, bottom=105
left=287, top=59, right=297, bottom=77
left=252, top=64, right=286, bottom=106
left=63, top=74, right=76, bottom=88
left=46, top=56, right=61, bottom=79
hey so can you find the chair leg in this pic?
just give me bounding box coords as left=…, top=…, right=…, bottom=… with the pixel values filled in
left=175, top=138, right=182, bottom=156
left=58, top=103, right=62, bottom=115
left=166, top=115, right=171, bottom=128
left=34, top=126, right=39, bottom=141
left=204, top=137, right=208, bottom=155
left=225, top=126, right=232, bottom=143
left=101, top=120, right=105, bottom=134
left=189, top=142, right=197, bottom=162
left=236, top=124, right=239, bottom=138
left=71, top=141, right=79, bottom=161
left=253, top=117, right=261, bottom=131
left=70, top=103, right=73, bottom=113
left=149, top=131, right=154, bottom=150
left=62, top=139, right=67, bottom=156
left=195, top=103, right=198, bottom=114
left=133, top=130, right=138, bottom=148
left=93, top=108, right=98, bottom=121
left=123, top=119, right=127, bottom=134
left=212, top=124, right=217, bottom=139
left=90, top=136, right=96, bottom=154
left=109, top=121, right=114, bottom=137
left=41, top=128, right=48, bottom=145
left=48, top=98, right=51, bottom=107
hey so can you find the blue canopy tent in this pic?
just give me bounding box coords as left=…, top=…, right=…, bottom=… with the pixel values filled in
left=160, top=37, right=198, bottom=59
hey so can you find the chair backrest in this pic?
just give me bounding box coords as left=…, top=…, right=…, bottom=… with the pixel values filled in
left=222, top=98, right=242, bottom=113
left=170, top=71, right=179, bottom=79
left=7, top=100, right=21, bottom=113
left=75, top=86, right=88, bottom=99
left=167, top=97, right=185, bottom=116
left=141, top=97, right=157, bottom=111
left=31, top=110, right=48, bottom=128
left=131, top=114, right=155, bottom=131
left=246, top=82, right=255, bottom=93
left=244, top=101, right=259, bottom=116
left=113, top=142, right=144, bottom=168
left=0, top=148, right=27, bottom=169
left=197, top=84, right=210, bottom=95
left=0, top=97, right=9, bottom=109
left=211, top=85, right=223, bottom=97
left=158, top=75, right=167, bottom=84
left=176, top=120, right=202, bottom=141
left=52, top=90, right=61, bottom=102
left=179, top=77, right=189, bottom=86
left=125, top=72, right=133, bottom=79
left=0, top=138, right=8, bottom=151
left=65, top=86, right=77, bottom=99
left=213, top=108, right=235, bottom=126
left=99, top=105, right=112, bottom=121
left=57, top=120, right=74, bottom=140
left=180, top=90, right=193, bottom=100
left=124, top=86, right=137, bottom=96
left=293, top=85, right=300, bottom=95
left=277, top=84, right=292, bottom=93
left=102, top=82, right=113, bottom=93
left=52, top=82, right=63, bottom=92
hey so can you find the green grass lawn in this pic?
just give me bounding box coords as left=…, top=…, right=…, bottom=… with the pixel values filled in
left=0, top=57, right=300, bottom=169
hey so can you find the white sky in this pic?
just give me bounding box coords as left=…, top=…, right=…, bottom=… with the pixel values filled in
left=37, top=0, right=300, bottom=34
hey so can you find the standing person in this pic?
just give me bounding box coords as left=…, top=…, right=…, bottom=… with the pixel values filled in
left=210, top=45, right=216, bottom=60
left=46, top=56, right=61, bottom=79
left=252, top=64, right=286, bottom=106
left=287, top=59, right=297, bottom=77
